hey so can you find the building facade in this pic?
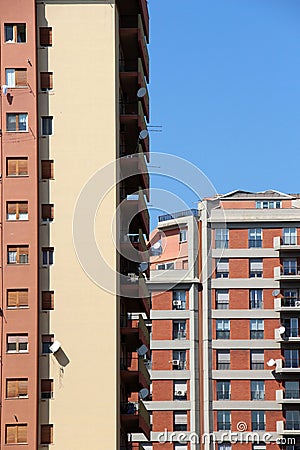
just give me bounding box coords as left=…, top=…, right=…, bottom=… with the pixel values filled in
left=0, top=0, right=150, bottom=448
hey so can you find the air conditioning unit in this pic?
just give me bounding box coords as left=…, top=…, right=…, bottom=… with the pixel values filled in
left=295, top=301, right=300, bottom=307
left=172, top=359, right=180, bottom=366
left=175, top=390, right=186, bottom=397
left=173, top=300, right=181, bottom=306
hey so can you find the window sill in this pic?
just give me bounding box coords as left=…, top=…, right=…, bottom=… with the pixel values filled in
left=6, top=175, right=29, bottom=178
left=7, top=307, right=29, bottom=310
left=6, top=130, right=28, bottom=133
left=6, top=396, right=28, bottom=400
left=6, top=219, right=29, bottom=222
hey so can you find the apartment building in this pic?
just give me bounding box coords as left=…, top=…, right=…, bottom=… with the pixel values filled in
left=0, top=1, right=150, bottom=449
left=146, top=210, right=201, bottom=450
left=200, top=190, right=300, bottom=450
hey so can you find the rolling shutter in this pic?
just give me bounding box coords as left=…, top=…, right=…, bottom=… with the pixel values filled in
left=40, top=27, right=52, bottom=46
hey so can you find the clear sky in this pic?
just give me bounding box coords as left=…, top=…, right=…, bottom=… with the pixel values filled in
left=148, top=0, right=300, bottom=209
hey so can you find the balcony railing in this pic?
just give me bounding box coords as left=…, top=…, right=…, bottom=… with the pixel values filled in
left=286, top=421, right=300, bottom=431
left=274, top=235, right=300, bottom=249
left=158, top=208, right=199, bottom=222
left=285, top=390, right=300, bottom=399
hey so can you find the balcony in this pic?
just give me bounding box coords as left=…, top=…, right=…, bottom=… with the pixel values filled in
left=120, top=355, right=150, bottom=390
left=119, top=147, right=149, bottom=194
left=277, top=420, right=300, bottom=435
left=274, top=297, right=300, bottom=312
left=119, top=14, right=149, bottom=82
left=120, top=314, right=150, bottom=352
left=276, top=389, right=300, bottom=404
left=120, top=276, right=150, bottom=317
left=275, top=358, right=300, bottom=373
left=274, top=266, right=300, bottom=280
left=120, top=230, right=149, bottom=264
left=121, top=191, right=149, bottom=238
left=274, top=236, right=300, bottom=251
left=116, top=0, right=149, bottom=43
left=120, top=101, right=147, bottom=134
left=120, top=399, right=150, bottom=440
left=275, top=327, right=300, bottom=343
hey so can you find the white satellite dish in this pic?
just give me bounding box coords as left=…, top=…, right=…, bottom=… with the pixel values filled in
left=272, top=289, right=280, bottom=297
left=49, top=340, right=61, bottom=353
left=267, top=358, right=276, bottom=367
left=139, top=262, right=149, bottom=272
left=278, top=326, right=285, bottom=335
left=137, top=344, right=148, bottom=356
left=139, top=388, right=149, bottom=400
left=139, top=129, right=148, bottom=140
left=137, top=87, right=147, bottom=99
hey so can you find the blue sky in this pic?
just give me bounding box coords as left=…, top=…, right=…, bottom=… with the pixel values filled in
left=148, top=0, right=300, bottom=214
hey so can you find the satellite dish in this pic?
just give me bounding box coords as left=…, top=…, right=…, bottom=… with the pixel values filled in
left=139, top=129, right=148, bottom=140
left=137, top=87, right=147, bottom=98
left=137, top=344, right=148, bottom=356
left=278, top=326, right=285, bottom=335
left=49, top=341, right=61, bottom=353
left=139, top=262, right=149, bottom=272
left=153, top=241, right=161, bottom=250
left=267, top=358, right=276, bottom=367
left=272, top=289, right=280, bottom=297
left=139, top=388, right=149, bottom=400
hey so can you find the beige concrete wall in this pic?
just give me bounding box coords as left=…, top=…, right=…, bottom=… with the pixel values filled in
left=37, top=2, right=118, bottom=449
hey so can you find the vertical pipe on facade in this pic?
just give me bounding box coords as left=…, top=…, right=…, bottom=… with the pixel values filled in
left=0, top=20, right=4, bottom=448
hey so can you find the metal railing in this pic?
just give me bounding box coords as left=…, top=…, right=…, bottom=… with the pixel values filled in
left=284, top=327, right=300, bottom=338
left=284, top=359, right=300, bottom=368
left=282, top=266, right=300, bottom=276
left=285, top=390, right=300, bottom=399
left=285, top=421, right=300, bottom=430
left=282, top=235, right=300, bottom=246
left=158, top=208, right=199, bottom=222
left=283, top=297, right=300, bottom=308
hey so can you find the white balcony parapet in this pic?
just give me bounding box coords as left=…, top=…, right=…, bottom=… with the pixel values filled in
left=273, top=236, right=281, bottom=250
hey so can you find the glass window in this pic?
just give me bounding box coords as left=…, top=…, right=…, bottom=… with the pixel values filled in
left=179, top=230, right=187, bottom=243
left=217, top=350, right=230, bottom=370
left=217, top=381, right=230, bottom=400
left=285, top=381, right=300, bottom=400
left=6, top=113, right=28, bottom=132
left=283, top=228, right=297, bottom=245
left=216, top=259, right=229, bottom=278
left=249, top=228, right=262, bottom=248
left=216, top=290, right=229, bottom=309
left=251, top=380, right=264, bottom=400
left=250, top=289, right=263, bottom=309
left=215, top=228, right=229, bottom=249
left=216, top=320, right=230, bottom=339
left=217, top=411, right=231, bottom=431
left=172, top=290, right=186, bottom=310
left=41, top=116, right=53, bottom=136
left=173, top=321, right=186, bottom=340
left=283, top=259, right=297, bottom=275
left=250, top=320, right=264, bottom=339
left=252, top=411, right=265, bottom=431
left=249, top=259, right=263, bottom=278
left=251, top=350, right=264, bottom=370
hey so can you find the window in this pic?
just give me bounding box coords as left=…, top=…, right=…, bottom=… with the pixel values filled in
left=283, top=228, right=297, bottom=245
left=41, top=204, right=54, bottom=222
left=286, top=411, right=300, bottom=431
left=42, top=335, right=54, bottom=354
left=41, top=160, right=54, bottom=179
left=283, top=318, right=299, bottom=338
left=251, top=381, right=264, bottom=400
left=283, top=289, right=299, bottom=307
left=7, top=158, right=28, bottom=177
left=249, top=259, right=263, bottom=278
left=7, top=246, right=29, bottom=264
left=7, top=289, right=28, bottom=309
left=217, top=350, right=230, bottom=370
left=285, top=381, right=300, bottom=400
left=173, top=380, right=187, bottom=400
left=173, top=350, right=186, bottom=370
left=252, top=444, right=266, bottom=450
left=39, top=27, right=52, bottom=46
left=7, top=334, right=28, bottom=353
left=40, top=72, right=53, bottom=91
left=182, top=259, right=188, bottom=269
left=5, top=424, right=27, bottom=444
left=252, top=411, right=265, bottom=431
left=5, top=69, right=27, bottom=88
left=283, top=259, right=298, bottom=275
left=40, top=424, right=53, bottom=444
left=174, top=411, right=187, bottom=431
left=216, top=320, right=230, bottom=339
left=250, top=289, right=263, bottom=309
left=172, top=290, right=186, bottom=310
left=41, top=116, right=53, bottom=135
left=179, top=229, right=187, bottom=243
left=215, top=228, right=229, bottom=249
left=250, top=320, right=264, bottom=339
left=219, top=444, right=231, bottom=450
left=217, top=410, right=231, bottom=431
left=42, top=291, right=54, bottom=310
left=256, top=201, right=281, bottom=209
left=173, top=320, right=186, bottom=340
left=217, top=381, right=230, bottom=400
left=156, top=262, right=174, bottom=270
left=7, top=202, right=28, bottom=221
left=6, top=379, right=28, bottom=398
left=284, top=349, right=299, bottom=368
left=42, top=247, right=54, bottom=266
left=249, top=228, right=262, bottom=248
left=251, top=350, right=264, bottom=370
left=216, top=259, right=229, bottom=278
left=216, top=290, right=229, bottom=309
left=6, top=113, right=28, bottom=132
left=4, top=24, right=26, bottom=43
left=41, top=379, right=54, bottom=399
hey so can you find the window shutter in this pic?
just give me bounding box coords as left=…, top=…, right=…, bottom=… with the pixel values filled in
left=41, top=424, right=53, bottom=444
left=18, top=203, right=28, bottom=214
left=18, top=158, right=28, bottom=175
left=42, top=204, right=54, bottom=220
left=42, top=291, right=54, bottom=310
left=40, top=27, right=52, bottom=46
left=18, top=380, right=28, bottom=397
left=18, top=290, right=28, bottom=307
left=15, top=69, right=27, bottom=87
left=41, top=160, right=54, bottom=179
left=6, top=425, right=17, bottom=444
left=41, top=379, right=53, bottom=392
left=40, top=72, right=53, bottom=90
left=7, top=291, right=18, bottom=308
left=7, top=380, right=18, bottom=398
left=19, top=246, right=29, bottom=256
left=17, top=425, right=27, bottom=444
left=7, top=203, right=16, bottom=214
left=7, top=159, right=17, bottom=176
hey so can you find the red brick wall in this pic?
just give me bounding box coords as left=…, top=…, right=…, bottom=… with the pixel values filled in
left=229, top=229, right=248, bottom=248
left=152, top=380, right=173, bottom=401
